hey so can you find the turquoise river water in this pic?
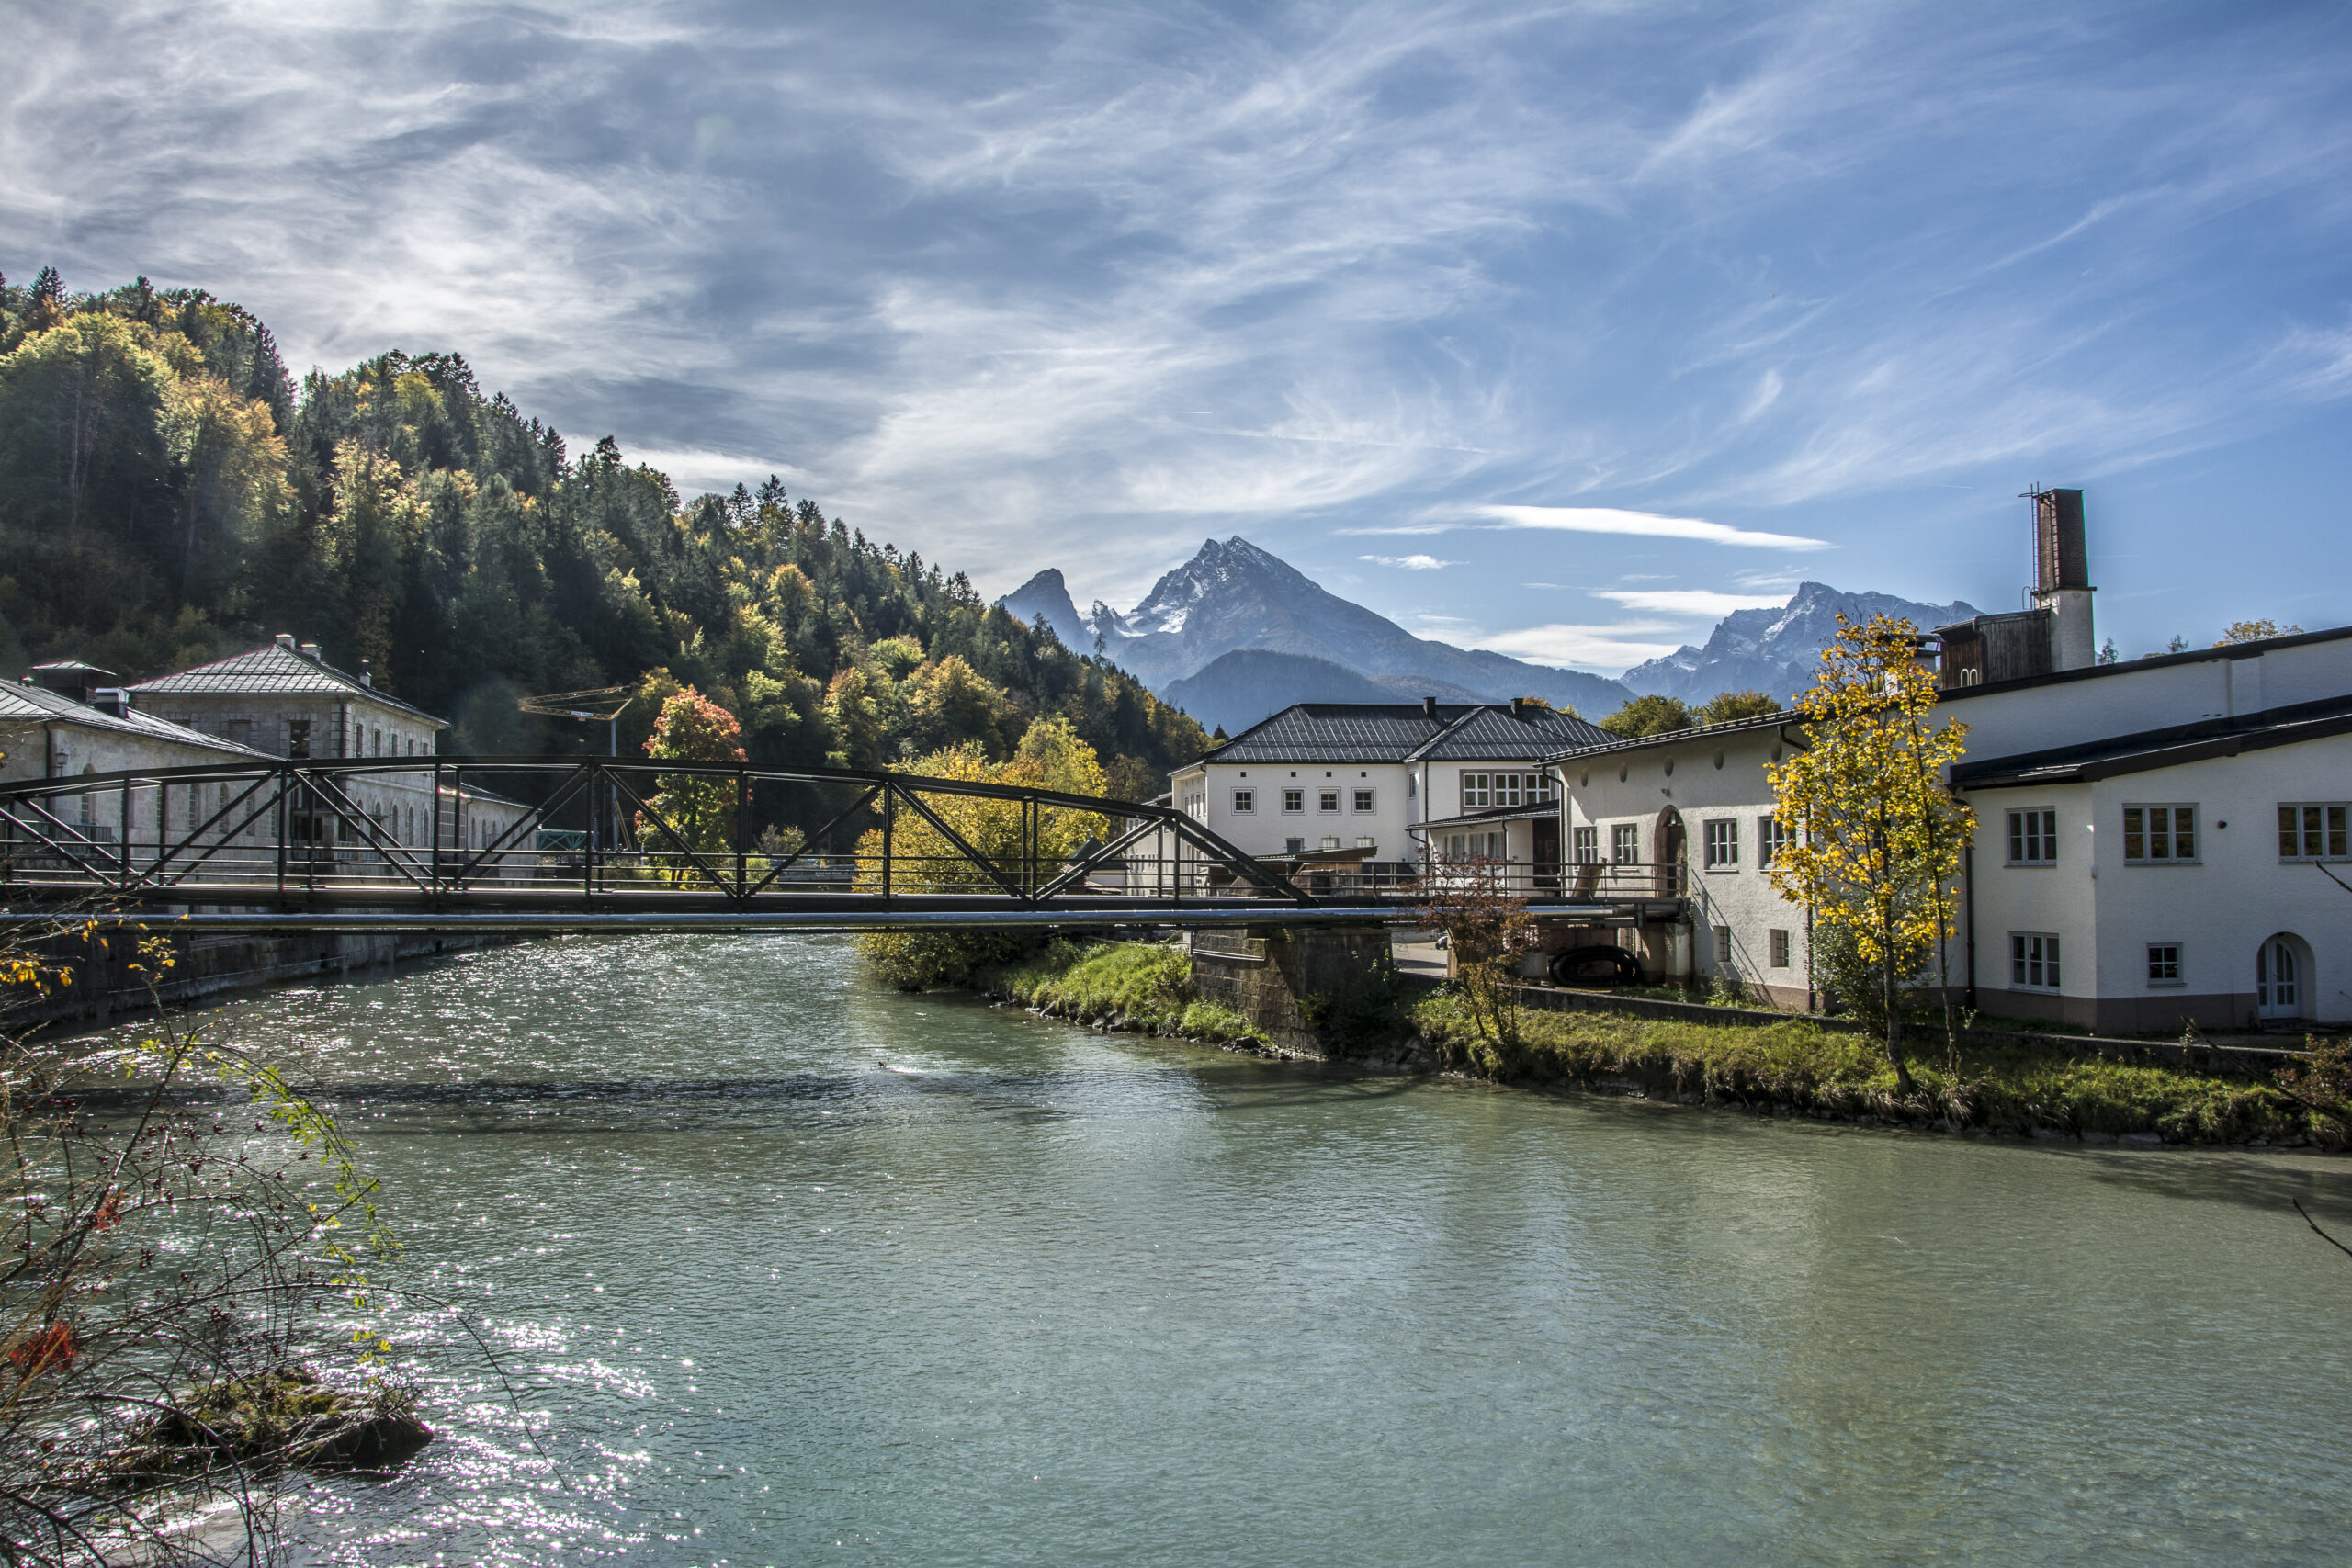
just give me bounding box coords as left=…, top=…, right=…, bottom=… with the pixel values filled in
left=104, top=934, right=2352, bottom=1565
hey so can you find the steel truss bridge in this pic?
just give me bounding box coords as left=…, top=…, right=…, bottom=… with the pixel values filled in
left=0, top=756, right=1682, bottom=934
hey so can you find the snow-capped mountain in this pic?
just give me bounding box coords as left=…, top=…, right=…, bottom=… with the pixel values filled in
left=995, top=536, right=1632, bottom=716
left=1620, top=582, right=1984, bottom=702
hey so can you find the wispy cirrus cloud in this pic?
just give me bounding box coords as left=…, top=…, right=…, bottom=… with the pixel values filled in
left=1360, top=553, right=1459, bottom=570
left=1594, top=589, right=1792, bottom=615
left=1479, top=506, right=1833, bottom=551
left=1475, top=623, right=1690, bottom=669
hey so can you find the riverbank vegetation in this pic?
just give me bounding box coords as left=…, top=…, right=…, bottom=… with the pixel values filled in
left=986, top=940, right=1255, bottom=1045
left=0, top=268, right=1206, bottom=795
left=1411, top=990, right=2347, bottom=1146
left=1, top=918, right=422, bottom=1563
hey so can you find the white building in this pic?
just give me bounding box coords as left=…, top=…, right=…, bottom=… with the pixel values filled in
left=130, top=634, right=463, bottom=852
left=1166, top=699, right=1609, bottom=890
left=1549, top=712, right=1815, bottom=1008
left=1952, top=693, right=2352, bottom=1032
left=1533, top=483, right=2352, bottom=1031
left=2, top=667, right=274, bottom=852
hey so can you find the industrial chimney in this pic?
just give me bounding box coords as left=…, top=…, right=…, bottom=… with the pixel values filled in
left=2029, top=487, right=2095, bottom=671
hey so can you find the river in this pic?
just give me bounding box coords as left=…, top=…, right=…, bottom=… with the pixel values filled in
left=108, top=934, right=2352, bottom=1565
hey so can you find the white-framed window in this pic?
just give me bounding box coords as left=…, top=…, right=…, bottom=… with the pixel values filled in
left=2146, top=942, right=2183, bottom=987
left=1574, top=826, right=1599, bottom=863
left=2122, top=805, right=2197, bottom=863
left=1283, top=789, right=1305, bottom=814
left=1713, top=925, right=1732, bottom=964
left=1703, top=818, right=1739, bottom=871
left=1182, top=791, right=1205, bottom=820
left=1231, top=789, right=1255, bottom=815
left=2010, top=932, right=2062, bottom=991
left=1443, top=830, right=1507, bottom=861
left=1611, top=823, right=1640, bottom=865
left=1758, top=815, right=1792, bottom=867
left=1317, top=788, right=1340, bottom=813
left=1351, top=788, right=1374, bottom=813
left=1461, top=773, right=1491, bottom=809
left=1768, top=929, right=1791, bottom=968
left=2007, top=808, right=2058, bottom=864
left=2278, top=804, right=2350, bottom=861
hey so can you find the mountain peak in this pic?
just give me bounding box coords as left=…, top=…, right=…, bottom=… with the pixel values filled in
left=1621, top=582, right=1983, bottom=702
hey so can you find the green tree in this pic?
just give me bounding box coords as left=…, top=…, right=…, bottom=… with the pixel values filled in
left=2216, top=619, right=2302, bottom=646
left=1599, top=694, right=1692, bottom=738
left=1693, top=689, right=1781, bottom=726
left=1765, top=615, right=1973, bottom=1095
left=637, top=685, right=747, bottom=876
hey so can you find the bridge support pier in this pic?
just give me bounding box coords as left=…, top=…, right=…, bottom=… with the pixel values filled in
left=1188, top=923, right=1391, bottom=1056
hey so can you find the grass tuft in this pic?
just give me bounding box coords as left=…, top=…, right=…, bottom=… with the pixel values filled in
left=990, top=940, right=1256, bottom=1044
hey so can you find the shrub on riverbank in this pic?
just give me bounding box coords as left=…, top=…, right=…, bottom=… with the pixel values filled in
left=990, top=940, right=1255, bottom=1044
left=1410, top=991, right=2336, bottom=1145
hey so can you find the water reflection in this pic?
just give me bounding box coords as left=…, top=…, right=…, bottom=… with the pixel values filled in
left=87, top=935, right=2352, bottom=1566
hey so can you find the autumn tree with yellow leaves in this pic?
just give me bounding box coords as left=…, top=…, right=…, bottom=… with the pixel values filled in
left=1765, top=614, right=1974, bottom=1093
left=855, top=716, right=1116, bottom=988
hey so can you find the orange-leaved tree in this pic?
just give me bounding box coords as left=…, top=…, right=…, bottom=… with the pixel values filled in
left=637, top=686, right=747, bottom=878
left=1765, top=614, right=1973, bottom=1095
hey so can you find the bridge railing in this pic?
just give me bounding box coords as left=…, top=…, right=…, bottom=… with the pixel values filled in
left=0, top=756, right=1315, bottom=908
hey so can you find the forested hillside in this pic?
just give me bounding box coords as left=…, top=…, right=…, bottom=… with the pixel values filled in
left=0, top=269, right=1205, bottom=796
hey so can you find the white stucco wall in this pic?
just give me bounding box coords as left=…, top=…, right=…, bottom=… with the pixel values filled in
left=1962, top=729, right=2352, bottom=1030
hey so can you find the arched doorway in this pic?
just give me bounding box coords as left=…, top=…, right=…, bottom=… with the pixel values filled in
left=2257, top=933, right=2312, bottom=1021
left=1653, top=807, right=1686, bottom=895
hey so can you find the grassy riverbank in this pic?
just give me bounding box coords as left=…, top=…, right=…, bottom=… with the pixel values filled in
left=967, top=940, right=2342, bottom=1146
left=988, top=940, right=1258, bottom=1044
left=1413, top=990, right=2344, bottom=1147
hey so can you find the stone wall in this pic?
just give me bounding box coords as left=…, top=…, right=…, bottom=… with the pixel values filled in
left=1190, top=925, right=1392, bottom=1056
left=13, top=926, right=513, bottom=1029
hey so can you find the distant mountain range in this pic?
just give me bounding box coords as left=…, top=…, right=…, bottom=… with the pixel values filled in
left=998, top=537, right=1633, bottom=734
left=999, top=541, right=1983, bottom=735
left=1620, top=582, right=1983, bottom=702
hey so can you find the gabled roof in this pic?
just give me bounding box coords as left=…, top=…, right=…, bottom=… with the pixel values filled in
left=0, top=681, right=273, bottom=759
left=1951, top=694, right=2352, bottom=789
left=1544, top=707, right=1797, bottom=763
left=1195, top=703, right=1607, bottom=765
left=131, top=642, right=446, bottom=726
left=1409, top=704, right=1610, bottom=761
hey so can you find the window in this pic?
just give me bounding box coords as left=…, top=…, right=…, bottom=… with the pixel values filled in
left=1351, top=789, right=1374, bottom=813
left=2010, top=932, right=2062, bottom=990
left=1574, top=826, right=1599, bottom=863
left=1285, top=836, right=1305, bottom=853
left=1231, top=789, right=1255, bottom=814
left=1319, top=836, right=1341, bottom=852
left=2007, top=808, right=2057, bottom=864
left=1283, top=789, right=1305, bottom=814
left=1713, top=925, right=1732, bottom=964
left=1461, top=773, right=1491, bottom=809
left=1611, top=824, right=1640, bottom=865
left=2146, top=942, right=2182, bottom=986
left=1317, top=789, right=1340, bottom=813
left=287, top=717, right=311, bottom=759
left=1758, top=815, right=1792, bottom=867
left=1769, top=929, right=1791, bottom=968
left=2278, top=804, right=2350, bottom=861
left=2122, top=806, right=2197, bottom=863
left=372, top=726, right=382, bottom=756
left=1702, top=818, right=1739, bottom=871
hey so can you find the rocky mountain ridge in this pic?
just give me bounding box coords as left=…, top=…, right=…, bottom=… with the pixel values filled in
left=1620, top=582, right=1983, bottom=702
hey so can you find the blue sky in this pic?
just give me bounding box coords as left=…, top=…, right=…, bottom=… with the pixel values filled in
left=6, top=1, right=2347, bottom=673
